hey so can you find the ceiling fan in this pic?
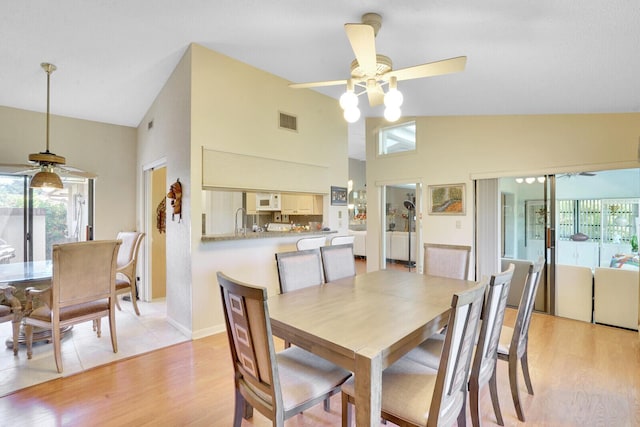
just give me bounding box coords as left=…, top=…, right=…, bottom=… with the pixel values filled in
left=289, top=13, right=467, bottom=121
left=0, top=63, right=94, bottom=187
left=557, top=172, right=597, bottom=179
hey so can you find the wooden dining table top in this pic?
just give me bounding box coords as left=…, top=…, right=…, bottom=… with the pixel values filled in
left=268, top=269, right=477, bottom=427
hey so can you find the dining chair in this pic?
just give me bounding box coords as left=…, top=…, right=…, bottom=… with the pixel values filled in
left=497, top=257, right=544, bottom=422
left=23, top=240, right=121, bottom=373
left=403, top=264, right=515, bottom=427
left=295, top=235, right=326, bottom=250
left=115, top=231, right=145, bottom=315
left=0, top=284, right=20, bottom=355
left=341, top=280, right=487, bottom=427
left=328, top=234, right=355, bottom=246
left=217, top=272, right=352, bottom=427
left=275, top=248, right=324, bottom=293
left=423, top=243, right=471, bottom=280
left=320, top=243, right=356, bottom=282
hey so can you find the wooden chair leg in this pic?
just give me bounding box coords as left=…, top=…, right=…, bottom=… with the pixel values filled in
left=469, top=378, right=481, bottom=427
left=489, top=368, right=504, bottom=426
left=232, top=389, right=246, bottom=427
left=509, top=354, right=526, bottom=422
left=341, top=392, right=351, bottom=427
left=521, top=350, right=534, bottom=395
left=95, top=318, right=102, bottom=337
left=130, top=288, right=140, bottom=316
left=457, top=390, right=467, bottom=427
left=52, top=323, right=63, bottom=373
left=25, top=324, right=33, bottom=359
left=11, top=319, right=20, bottom=356
left=109, top=312, right=118, bottom=353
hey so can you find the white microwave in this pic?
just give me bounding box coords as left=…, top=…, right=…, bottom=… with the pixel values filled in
left=256, top=193, right=281, bottom=211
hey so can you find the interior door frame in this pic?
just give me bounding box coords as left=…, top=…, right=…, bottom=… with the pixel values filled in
left=141, top=158, right=166, bottom=302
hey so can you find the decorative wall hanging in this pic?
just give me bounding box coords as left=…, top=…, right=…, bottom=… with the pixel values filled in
left=167, top=178, right=182, bottom=222
left=331, top=186, right=347, bottom=206
left=156, top=198, right=166, bottom=233
left=428, top=183, right=465, bottom=215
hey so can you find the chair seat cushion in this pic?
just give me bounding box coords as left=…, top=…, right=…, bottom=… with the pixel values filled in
left=402, top=332, right=445, bottom=369
left=115, top=277, right=131, bottom=291
left=342, top=356, right=438, bottom=426
left=277, top=346, right=351, bottom=411
left=0, top=304, right=11, bottom=316
left=28, top=299, right=109, bottom=322
left=497, top=325, right=514, bottom=355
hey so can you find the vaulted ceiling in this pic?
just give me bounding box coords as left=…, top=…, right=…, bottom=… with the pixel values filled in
left=2, top=1, right=639, bottom=160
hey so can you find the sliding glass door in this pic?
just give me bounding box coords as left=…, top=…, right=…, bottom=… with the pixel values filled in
left=0, top=174, right=93, bottom=264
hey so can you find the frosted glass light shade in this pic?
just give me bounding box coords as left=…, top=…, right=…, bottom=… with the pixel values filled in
left=343, top=106, right=361, bottom=123
left=384, top=106, right=401, bottom=122
left=384, top=88, right=403, bottom=108
left=339, top=91, right=358, bottom=110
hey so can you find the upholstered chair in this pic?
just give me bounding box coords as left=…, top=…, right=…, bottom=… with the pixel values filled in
left=0, top=284, right=20, bottom=355
left=217, top=272, right=351, bottom=426
left=341, top=281, right=487, bottom=427
left=423, top=243, right=471, bottom=280
left=320, top=244, right=356, bottom=282
left=23, top=240, right=121, bottom=373
left=295, top=236, right=326, bottom=250
left=115, top=231, right=145, bottom=315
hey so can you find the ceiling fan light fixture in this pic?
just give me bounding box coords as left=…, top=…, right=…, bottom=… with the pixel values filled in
left=384, top=106, right=401, bottom=122
left=343, top=106, right=361, bottom=123
left=384, top=76, right=403, bottom=108
left=30, top=166, right=63, bottom=190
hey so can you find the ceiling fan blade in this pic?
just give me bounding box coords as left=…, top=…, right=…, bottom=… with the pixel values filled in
left=0, top=163, right=36, bottom=175
left=345, top=23, right=377, bottom=76
left=366, top=81, right=385, bottom=107
left=289, top=79, right=348, bottom=89
left=61, top=165, right=97, bottom=179
left=388, top=56, right=467, bottom=81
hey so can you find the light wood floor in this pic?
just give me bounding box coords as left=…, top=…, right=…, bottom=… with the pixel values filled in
left=2, top=305, right=638, bottom=426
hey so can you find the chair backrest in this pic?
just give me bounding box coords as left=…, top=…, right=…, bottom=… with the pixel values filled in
left=295, top=236, right=326, bottom=251
left=52, top=240, right=121, bottom=309
left=471, top=263, right=515, bottom=387
left=320, top=244, right=356, bottom=282
left=329, top=235, right=355, bottom=246
left=275, top=248, right=324, bottom=293
left=217, top=272, right=283, bottom=419
left=511, top=257, right=544, bottom=356
left=116, top=231, right=145, bottom=283
left=424, top=243, right=471, bottom=280
left=429, top=281, right=487, bottom=427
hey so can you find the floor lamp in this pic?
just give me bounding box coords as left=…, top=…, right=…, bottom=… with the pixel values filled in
left=404, top=200, right=415, bottom=270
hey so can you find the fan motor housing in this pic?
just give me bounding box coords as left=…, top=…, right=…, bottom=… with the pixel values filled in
left=350, top=54, right=392, bottom=79
left=29, top=152, right=66, bottom=165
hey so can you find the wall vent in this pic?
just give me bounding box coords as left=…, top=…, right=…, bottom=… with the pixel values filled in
left=279, top=112, right=298, bottom=132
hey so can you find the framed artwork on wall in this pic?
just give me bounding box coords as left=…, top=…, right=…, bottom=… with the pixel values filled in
left=428, top=183, right=465, bottom=215
left=331, top=186, right=348, bottom=206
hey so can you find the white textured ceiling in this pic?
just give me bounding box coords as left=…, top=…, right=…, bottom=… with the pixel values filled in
left=2, top=1, right=639, bottom=161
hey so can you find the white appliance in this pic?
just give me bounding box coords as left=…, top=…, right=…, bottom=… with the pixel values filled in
left=256, top=193, right=281, bottom=211
left=267, top=223, right=292, bottom=232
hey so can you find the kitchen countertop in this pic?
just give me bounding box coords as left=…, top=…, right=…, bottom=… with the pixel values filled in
left=201, top=229, right=336, bottom=242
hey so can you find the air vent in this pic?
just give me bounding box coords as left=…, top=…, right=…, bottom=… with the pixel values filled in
left=279, top=112, right=298, bottom=132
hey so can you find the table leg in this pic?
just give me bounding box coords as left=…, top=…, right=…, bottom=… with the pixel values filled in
left=355, top=348, right=382, bottom=427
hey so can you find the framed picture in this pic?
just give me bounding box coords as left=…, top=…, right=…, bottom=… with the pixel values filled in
left=331, top=186, right=348, bottom=206
left=428, top=183, right=465, bottom=215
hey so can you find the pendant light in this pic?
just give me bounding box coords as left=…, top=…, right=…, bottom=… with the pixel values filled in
left=30, top=63, right=65, bottom=190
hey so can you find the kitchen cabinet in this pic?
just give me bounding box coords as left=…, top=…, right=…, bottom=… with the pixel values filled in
left=246, top=192, right=257, bottom=214
left=282, top=194, right=314, bottom=215
left=312, top=195, right=323, bottom=215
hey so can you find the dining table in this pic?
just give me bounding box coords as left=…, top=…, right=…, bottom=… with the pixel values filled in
left=0, top=260, right=71, bottom=349
left=267, top=269, right=478, bottom=427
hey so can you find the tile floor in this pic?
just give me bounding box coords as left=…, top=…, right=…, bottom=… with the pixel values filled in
left=0, top=298, right=187, bottom=397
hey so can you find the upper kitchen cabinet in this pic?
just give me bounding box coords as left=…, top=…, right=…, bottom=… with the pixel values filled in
left=282, top=193, right=313, bottom=215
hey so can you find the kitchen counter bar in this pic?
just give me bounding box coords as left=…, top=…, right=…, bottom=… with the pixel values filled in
left=201, top=230, right=336, bottom=242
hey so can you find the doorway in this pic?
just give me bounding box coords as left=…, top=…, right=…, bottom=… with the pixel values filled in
left=381, top=182, right=421, bottom=272
left=142, top=163, right=167, bottom=301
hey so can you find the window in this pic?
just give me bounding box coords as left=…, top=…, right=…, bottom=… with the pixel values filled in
left=378, top=121, right=416, bottom=156
left=0, top=174, right=92, bottom=263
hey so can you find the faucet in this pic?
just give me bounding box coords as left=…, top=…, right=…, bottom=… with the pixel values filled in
left=235, top=207, right=247, bottom=236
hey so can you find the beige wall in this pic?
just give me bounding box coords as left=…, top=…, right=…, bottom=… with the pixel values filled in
left=138, top=44, right=348, bottom=338
left=365, top=113, right=640, bottom=271
left=0, top=106, right=137, bottom=239
left=137, top=47, right=192, bottom=334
